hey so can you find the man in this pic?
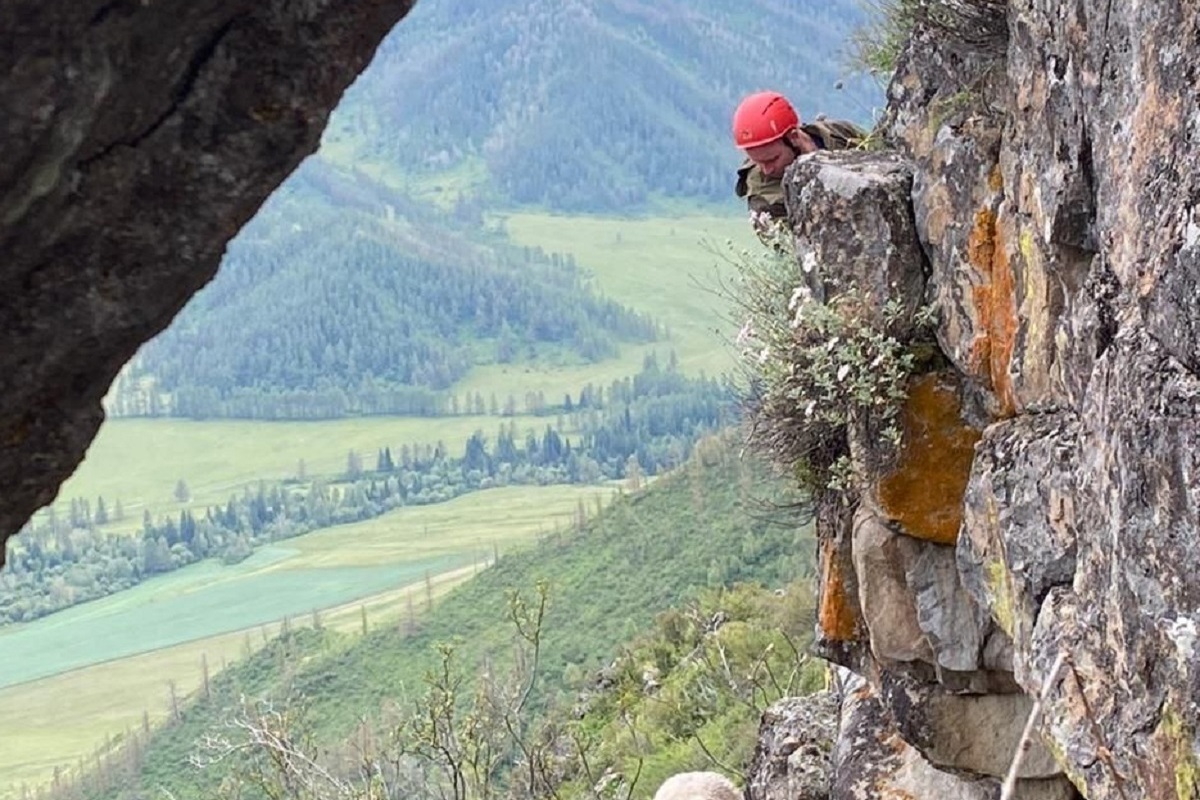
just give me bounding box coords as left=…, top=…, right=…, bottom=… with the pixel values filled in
left=733, top=90, right=866, bottom=232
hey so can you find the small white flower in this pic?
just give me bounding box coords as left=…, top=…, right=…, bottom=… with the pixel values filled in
left=1167, top=616, right=1198, bottom=661
left=837, top=364, right=852, bottom=382
left=804, top=401, right=816, bottom=417
left=787, top=285, right=812, bottom=312
left=758, top=346, right=771, bottom=364
left=802, top=251, right=819, bottom=274
left=736, top=320, right=754, bottom=345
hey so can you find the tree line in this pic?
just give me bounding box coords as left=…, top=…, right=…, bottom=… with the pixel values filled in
left=109, top=360, right=685, bottom=422
left=3, top=358, right=731, bottom=626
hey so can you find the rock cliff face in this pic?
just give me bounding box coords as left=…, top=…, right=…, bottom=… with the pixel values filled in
left=0, top=0, right=416, bottom=553
left=2, top=2, right=1197, bottom=797
left=748, top=1, right=1200, bottom=798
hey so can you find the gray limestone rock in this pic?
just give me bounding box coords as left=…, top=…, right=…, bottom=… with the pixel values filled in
left=908, top=534, right=988, bottom=674
left=832, top=671, right=1076, bottom=800
left=782, top=152, right=929, bottom=340
left=878, top=670, right=1060, bottom=779
left=745, top=693, right=838, bottom=800
left=1038, top=333, right=1200, bottom=800
left=958, top=411, right=1080, bottom=669
left=956, top=331, right=1200, bottom=800
left=852, top=507, right=935, bottom=667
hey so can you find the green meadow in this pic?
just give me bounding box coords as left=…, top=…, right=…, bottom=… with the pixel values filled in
left=49, top=213, right=751, bottom=525
left=454, top=213, right=751, bottom=401
left=0, top=551, right=466, bottom=689
left=0, top=484, right=618, bottom=689
left=50, top=413, right=551, bottom=526
left=0, top=483, right=620, bottom=794
left=0, top=566, right=484, bottom=797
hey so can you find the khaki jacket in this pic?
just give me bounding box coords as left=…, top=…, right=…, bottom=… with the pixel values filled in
left=735, top=119, right=866, bottom=221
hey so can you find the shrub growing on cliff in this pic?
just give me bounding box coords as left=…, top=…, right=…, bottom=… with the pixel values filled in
left=721, top=229, right=932, bottom=500
left=849, top=0, right=923, bottom=78
left=849, top=0, right=1008, bottom=79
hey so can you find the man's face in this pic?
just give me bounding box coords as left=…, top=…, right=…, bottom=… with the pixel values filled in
left=744, top=130, right=815, bottom=178
left=744, top=139, right=796, bottom=178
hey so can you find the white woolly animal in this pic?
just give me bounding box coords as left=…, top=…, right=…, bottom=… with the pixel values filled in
left=651, top=771, right=741, bottom=800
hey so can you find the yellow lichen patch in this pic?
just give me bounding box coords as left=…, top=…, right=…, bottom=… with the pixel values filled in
left=1155, top=705, right=1200, bottom=800
left=967, top=207, right=1019, bottom=417
left=818, top=538, right=858, bottom=642
left=983, top=560, right=1015, bottom=637
left=1019, top=229, right=1036, bottom=263
left=878, top=373, right=982, bottom=545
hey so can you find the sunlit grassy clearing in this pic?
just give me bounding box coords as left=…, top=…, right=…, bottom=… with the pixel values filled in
left=281, top=482, right=620, bottom=568
left=0, top=553, right=467, bottom=689
left=0, top=566, right=477, bottom=798
left=453, top=213, right=752, bottom=402
left=504, top=213, right=752, bottom=367
left=48, top=412, right=554, bottom=527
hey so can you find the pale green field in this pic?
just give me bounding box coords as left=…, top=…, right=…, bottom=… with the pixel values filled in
left=454, top=213, right=752, bottom=402
left=0, top=483, right=620, bottom=795
left=0, top=566, right=480, bottom=797
left=1, top=484, right=618, bottom=689
left=49, top=413, right=550, bottom=526
left=0, top=551, right=468, bottom=689
left=316, top=142, right=490, bottom=210
left=281, top=485, right=615, bottom=568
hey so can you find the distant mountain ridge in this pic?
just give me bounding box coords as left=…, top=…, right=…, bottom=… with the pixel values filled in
left=111, top=0, right=880, bottom=416
left=327, top=0, right=879, bottom=210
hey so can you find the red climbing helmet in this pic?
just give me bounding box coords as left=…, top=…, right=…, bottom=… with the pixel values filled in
left=732, top=91, right=800, bottom=148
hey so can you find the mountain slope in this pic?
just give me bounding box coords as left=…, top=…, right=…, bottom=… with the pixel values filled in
left=114, top=161, right=659, bottom=418
left=326, top=0, right=879, bottom=210
left=78, top=438, right=815, bottom=799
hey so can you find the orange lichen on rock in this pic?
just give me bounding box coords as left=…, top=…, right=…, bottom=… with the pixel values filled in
left=968, top=209, right=997, bottom=381
left=878, top=373, right=982, bottom=545
left=967, top=207, right=1019, bottom=417
left=818, top=537, right=859, bottom=642
left=987, top=163, right=1004, bottom=192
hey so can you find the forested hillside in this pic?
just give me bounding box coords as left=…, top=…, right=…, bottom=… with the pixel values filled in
left=328, top=0, right=878, bottom=209
left=110, top=161, right=659, bottom=419
left=72, top=437, right=815, bottom=800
